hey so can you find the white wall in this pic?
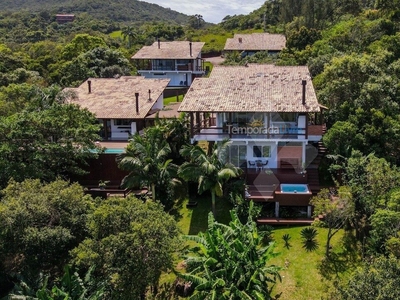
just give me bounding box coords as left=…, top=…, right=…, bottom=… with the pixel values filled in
left=110, top=120, right=130, bottom=140
left=247, top=142, right=278, bottom=168
left=138, top=71, right=190, bottom=86
left=230, top=141, right=278, bottom=168
left=153, top=95, right=164, bottom=110
left=298, top=115, right=306, bottom=140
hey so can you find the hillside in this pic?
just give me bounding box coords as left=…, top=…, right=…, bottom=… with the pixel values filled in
left=0, top=0, right=190, bottom=24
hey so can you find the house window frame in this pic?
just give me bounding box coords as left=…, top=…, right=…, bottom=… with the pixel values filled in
left=253, top=145, right=271, bottom=158
left=114, top=119, right=132, bottom=126
left=228, top=144, right=247, bottom=168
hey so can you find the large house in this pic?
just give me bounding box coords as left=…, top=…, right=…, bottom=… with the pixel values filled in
left=178, top=64, right=326, bottom=220
left=66, top=76, right=171, bottom=140
left=131, top=40, right=206, bottom=88
left=223, top=33, right=286, bottom=57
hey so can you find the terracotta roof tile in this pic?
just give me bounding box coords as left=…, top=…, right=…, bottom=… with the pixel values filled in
left=131, top=41, right=205, bottom=59
left=65, top=76, right=170, bottom=119
left=178, top=64, right=320, bottom=113
left=224, top=33, right=286, bottom=51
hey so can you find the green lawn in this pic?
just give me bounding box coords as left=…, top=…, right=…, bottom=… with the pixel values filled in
left=268, top=227, right=345, bottom=300
left=164, top=95, right=184, bottom=105
left=176, top=194, right=234, bottom=235
left=109, top=30, right=122, bottom=38
left=171, top=198, right=359, bottom=299
left=161, top=195, right=233, bottom=285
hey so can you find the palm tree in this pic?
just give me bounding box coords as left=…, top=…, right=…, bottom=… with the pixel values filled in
left=179, top=204, right=282, bottom=299
left=117, top=127, right=179, bottom=202
left=300, top=227, right=319, bottom=252
left=282, top=233, right=292, bottom=249
left=178, top=140, right=241, bottom=216
left=155, top=115, right=190, bottom=165
left=121, top=25, right=137, bottom=48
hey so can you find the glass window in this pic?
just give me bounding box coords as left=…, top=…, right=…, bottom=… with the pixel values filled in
left=253, top=146, right=262, bottom=157
left=229, top=145, right=247, bottom=167
left=262, top=146, right=271, bottom=157
left=271, top=113, right=297, bottom=122
left=281, top=113, right=297, bottom=122
left=253, top=145, right=271, bottom=157
left=114, top=119, right=131, bottom=126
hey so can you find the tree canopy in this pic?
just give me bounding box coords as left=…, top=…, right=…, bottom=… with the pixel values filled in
left=70, top=196, right=180, bottom=299
left=0, top=96, right=101, bottom=187
left=0, top=179, right=94, bottom=281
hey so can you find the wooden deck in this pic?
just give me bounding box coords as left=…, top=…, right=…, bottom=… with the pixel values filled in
left=247, top=185, right=275, bottom=202
left=245, top=168, right=308, bottom=185
left=256, top=218, right=314, bottom=225
left=244, top=168, right=321, bottom=202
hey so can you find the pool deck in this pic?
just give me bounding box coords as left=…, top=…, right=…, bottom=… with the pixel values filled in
left=97, top=141, right=129, bottom=149
left=257, top=218, right=314, bottom=225
left=280, top=183, right=310, bottom=193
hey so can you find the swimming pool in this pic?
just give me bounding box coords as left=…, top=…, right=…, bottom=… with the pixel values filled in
left=104, top=148, right=125, bottom=154
left=280, top=184, right=310, bottom=194
left=89, top=148, right=125, bottom=154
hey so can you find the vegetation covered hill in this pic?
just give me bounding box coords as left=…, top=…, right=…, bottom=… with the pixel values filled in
left=1, top=0, right=190, bottom=24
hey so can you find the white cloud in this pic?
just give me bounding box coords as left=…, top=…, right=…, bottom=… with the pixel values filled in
left=142, top=0, right=265, bottom=23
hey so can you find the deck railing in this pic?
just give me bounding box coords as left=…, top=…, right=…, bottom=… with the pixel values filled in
left=191, top=120, right=325, bottom=140
left=308, top=125, right=324, bottom=136
left=192, top=125, right=308, bottom=139
left=135, top=60, right=204, bottom=72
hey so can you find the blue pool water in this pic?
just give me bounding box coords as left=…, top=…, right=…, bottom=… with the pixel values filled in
left=280, top=184, right=310, bottom=194
left=89, top=148, right=125, bottom=154
left=104, top=148, right=125, bottom=154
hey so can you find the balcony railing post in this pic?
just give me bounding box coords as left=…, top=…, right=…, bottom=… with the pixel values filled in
left=305, top=115, right=308, bottom=139
left=190, top=113, right=194, bottom=137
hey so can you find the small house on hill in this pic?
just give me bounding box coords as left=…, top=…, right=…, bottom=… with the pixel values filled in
left=224, top=33, right=286, bottom=57
left=56, top=14, right=75, bottom=24
left=132, top=40, right=206, bottom=88
left=65, top=76, right=171, bottom=140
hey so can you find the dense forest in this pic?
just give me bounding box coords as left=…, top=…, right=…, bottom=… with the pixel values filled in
left=1, top=0, right=190, bottom=24
left=1, top=0, right=400, bottom=299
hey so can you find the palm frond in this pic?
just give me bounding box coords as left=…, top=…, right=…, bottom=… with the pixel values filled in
left=178, top=273, right=207, bottom=286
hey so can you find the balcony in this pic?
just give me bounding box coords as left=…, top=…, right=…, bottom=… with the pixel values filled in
left=135, top=59, right=204, bottom=73
left=189, top=119, right=325, bottom=142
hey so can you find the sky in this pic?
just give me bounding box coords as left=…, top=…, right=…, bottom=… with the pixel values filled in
left=141, top=0, right=266, bottom=24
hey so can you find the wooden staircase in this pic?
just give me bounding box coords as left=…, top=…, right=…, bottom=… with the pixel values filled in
left=306, top=126, right=328, bottom=194
left=246, top=185, right=276, bottom=202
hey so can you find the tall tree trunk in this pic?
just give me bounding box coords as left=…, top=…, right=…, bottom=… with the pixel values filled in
left=326, top=227, right=332, bottom=258
left=211, top=190, right=216, bottom=217
left=151, top=183, right=156, bottom=201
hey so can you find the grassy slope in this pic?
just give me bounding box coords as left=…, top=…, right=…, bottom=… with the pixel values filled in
left=177, top=195, right=234, bottom=235
left=161, top=195, right=233, bottom=284
left=172, top=197, right=357, bottom=299
left=269, top=226, right=345, bottom=300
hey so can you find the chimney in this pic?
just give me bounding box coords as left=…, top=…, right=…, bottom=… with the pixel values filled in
left=148, top=89, right=152, bottom=101
left=87, top=80, right=91, bottom=94
left=157, top=39, right=160, bottom=49
left=189, top=42, right=192, bottom=57
left=135, top=92, right=139, bottom=115
left=302, top=80, right=307, bottom=105
left=238, top=37, right=242, bottom=43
